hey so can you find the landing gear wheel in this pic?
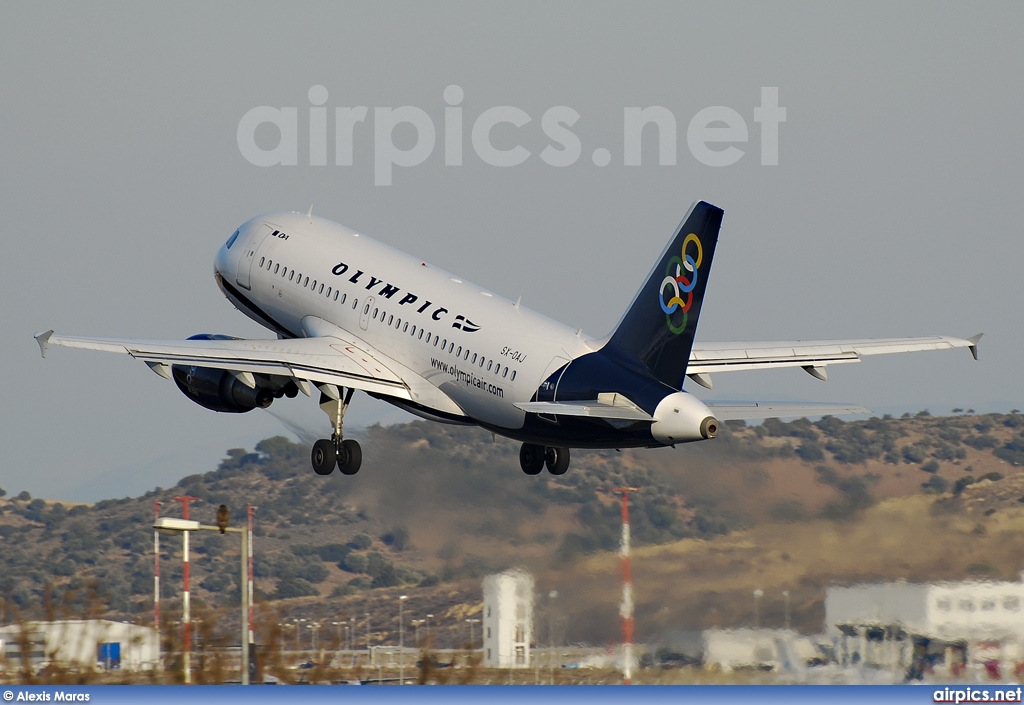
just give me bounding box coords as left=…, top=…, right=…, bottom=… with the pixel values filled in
left=545, top=447, right=570, bottom=475
left=311, top=439, right=336, bottom=475
left=338, top=439, right=362, bottom=475
left=520, top=443, right=545, bottom=475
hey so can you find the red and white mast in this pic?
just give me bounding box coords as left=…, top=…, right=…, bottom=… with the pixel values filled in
left=247, top=506, right=255, bottom=647
left=154, top=501, right=161, bottom=641
left=174, top=495, right=200, bottom=684
left=612, top=487, right=639, bottom=684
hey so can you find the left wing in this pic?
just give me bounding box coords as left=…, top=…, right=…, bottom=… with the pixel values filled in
left=686, top=334, right=981, bottom=388
left=34, top=330, right=412, bottom=398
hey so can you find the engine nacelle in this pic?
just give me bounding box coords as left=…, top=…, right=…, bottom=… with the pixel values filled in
left=650, top=392, right=718, bottom=444
left=172, top=365, right=274, bottom=413
left=171, top=334, right=275, bottom=413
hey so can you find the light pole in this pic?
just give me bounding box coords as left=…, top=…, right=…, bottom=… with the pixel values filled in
left=465, top=618, right=480, bottom=651
left=332, top=621, right=342, bottom=649
left=754, top=589, right=763, bottom=630
left=154, top=509, right=251, bottom=685
left=309, top=622, right=320, bottom=652
left=399, top=595, right=408, bottom=685
left=426, top=613, right=433, bottom=646
left=782, top=590, right=791, bottom=631
left=349, top=617, right=356, bottom=658
left=295, top=618, right=306, bottom=651
left=365, top=613, right=371, bottom=661
left=411, top=619, right=424, bottom=649
left=549, top=590, right=558, bottom=685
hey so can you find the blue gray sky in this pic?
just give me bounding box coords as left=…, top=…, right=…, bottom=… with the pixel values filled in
left=2, top=2, right=1021, bottom=501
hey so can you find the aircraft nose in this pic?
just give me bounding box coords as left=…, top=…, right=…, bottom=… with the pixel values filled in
left=215, top=228, right=242, bottom=279
left=214, top=243, right=230, bottom=279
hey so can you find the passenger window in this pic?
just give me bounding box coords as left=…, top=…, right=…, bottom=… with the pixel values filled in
left=373, top=308, right=378, bottom=318
left=511, top=371, right=517, bottom=381
left=417, top=329, right=423, bottom=339
left=289, top=271, right=295, bottom=282
left=326, top=287, right=331, bottom=297
left=502, top=367, right=508, bottom=378
left=457, top=346, right=462, bottom=356
left=281, top=267, right=286, bottom=277
left=464, top=349, right=470, bottom=360
left=274, top=264, right=280, bottom=274
left=340, top=293, right=346, bottom=303
left=441, top=339, right=447, bottom=349
left=403, top=322, right=408, bottom=332
left=472, top=353, right=477, bottom=364
left=312, top=279, right=317, bottom=290
left=449, top=342, right=455, bottom=353
left=353, top=298, right=358, bottom=309
left=388, top=315, right=394, bottom=326
left=396, top=318, right=401, bottom=328
left=434, top=336, right=439, bottom=347
left=334, top=291, right=340, bottom=302
left=487, top=360, right=493, bottom=372
left=319, top=283, right=324, bottom=294
left=479, top=357, right=485, bottom=367
left=268, top=260, right=273, bottom=270
left=259, top=256, right=265, bottom=267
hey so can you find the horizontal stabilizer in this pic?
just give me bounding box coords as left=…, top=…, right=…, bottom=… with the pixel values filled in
left=514, top=399, right=654, bottom=421
left=704, top=401, right=870, bottom=421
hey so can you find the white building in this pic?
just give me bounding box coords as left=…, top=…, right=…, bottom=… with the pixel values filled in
left=482, top=569, right=533, bottom=668
left=825, top=578, right=1024, bottom=673
left=702, top=628, right=822, bottom=672
left=0, top=619, right=159, bottom=672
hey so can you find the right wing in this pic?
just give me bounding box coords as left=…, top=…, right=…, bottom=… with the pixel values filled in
left=704, top=401, right=870, bottom=421
left=686, top=334, right=981, bottom=388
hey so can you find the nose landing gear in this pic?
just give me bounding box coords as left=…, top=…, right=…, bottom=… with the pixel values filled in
left=310, top=385, right=362, bottom=476
left=520, top=443, right=570, bottom=475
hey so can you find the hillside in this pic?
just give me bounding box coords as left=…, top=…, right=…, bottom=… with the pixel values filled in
left=1, top=410, right=1022, bottom=647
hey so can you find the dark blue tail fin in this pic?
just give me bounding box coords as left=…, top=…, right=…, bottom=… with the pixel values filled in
left=606, top=200, right=722, bottom=390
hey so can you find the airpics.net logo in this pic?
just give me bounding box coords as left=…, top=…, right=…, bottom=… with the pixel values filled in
left=237, top=85, right=786, bottom=186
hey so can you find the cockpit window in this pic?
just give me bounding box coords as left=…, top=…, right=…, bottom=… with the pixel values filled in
left=226, top=230, right=240, bottom=249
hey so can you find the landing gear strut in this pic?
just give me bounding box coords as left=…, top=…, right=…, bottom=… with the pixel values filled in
left=520, top=443, right=570, bottom=475
left=310, top=386, right=362, bottom=475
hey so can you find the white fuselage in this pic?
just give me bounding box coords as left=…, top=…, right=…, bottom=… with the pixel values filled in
left=214, top=211, right=596, bottom=431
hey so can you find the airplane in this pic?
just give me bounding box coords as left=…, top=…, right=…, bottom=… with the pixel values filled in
left=34, top=201, right=981, bottom=476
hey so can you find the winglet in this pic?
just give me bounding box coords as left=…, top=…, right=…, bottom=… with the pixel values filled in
left=967, top=333, right=983, bottom=361
left=34, top=330, right=54, bottom=358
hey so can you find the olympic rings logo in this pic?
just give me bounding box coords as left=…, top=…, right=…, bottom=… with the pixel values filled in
left=659, top=233, right=703, bottom=335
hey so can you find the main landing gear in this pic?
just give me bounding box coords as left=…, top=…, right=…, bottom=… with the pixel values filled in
left=520, top=443, right=570, bottom=476
left=310, top=386, right=362, bottom=476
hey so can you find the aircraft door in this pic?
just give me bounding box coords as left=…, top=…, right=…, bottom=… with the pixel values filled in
left=236, top=223, right=274, bottom=290
left=359, top=296, right=375, bottom=330
left=536, top=355, right=570, bottom=423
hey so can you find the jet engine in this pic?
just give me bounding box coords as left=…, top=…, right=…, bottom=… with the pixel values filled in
left=172, top=364, right=275, bottom=413
left=170, top=334, right=277, bottom=413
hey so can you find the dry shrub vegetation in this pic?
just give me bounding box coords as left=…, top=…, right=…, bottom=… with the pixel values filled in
left=1, top=411, right=1023, bottom=682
